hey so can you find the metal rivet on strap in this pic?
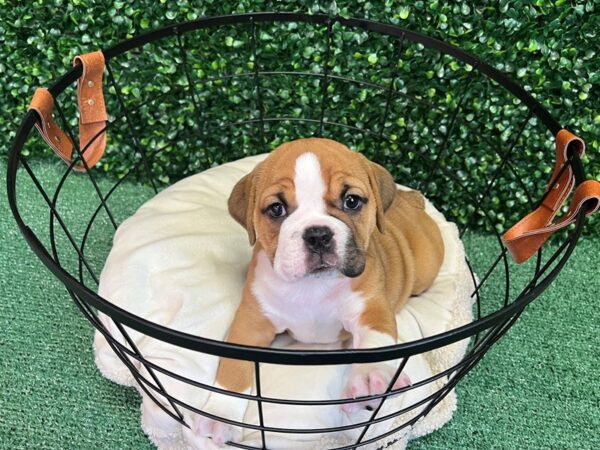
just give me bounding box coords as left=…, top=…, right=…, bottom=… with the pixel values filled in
left=87, top=80, right=94, bottom=88
left=87, top=98, right=95, bottom=106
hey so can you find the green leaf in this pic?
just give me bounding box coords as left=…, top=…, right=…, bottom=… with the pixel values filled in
left=526, top=39, right=539, bottom=52
left=399, top=6, right=410, bottom=20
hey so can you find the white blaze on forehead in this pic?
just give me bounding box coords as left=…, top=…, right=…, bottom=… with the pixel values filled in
left=273, top=151, right=350, bottom=281
left=294, top=152, right=326, bottom=211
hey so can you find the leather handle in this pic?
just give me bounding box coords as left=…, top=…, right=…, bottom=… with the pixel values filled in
left=73, top=51, right=107, bottom=172
left=503, top=129, right=600, bottom=263
left=28, top=50, right=107, bottom=172
left=28, top=88, right=74, bottom=164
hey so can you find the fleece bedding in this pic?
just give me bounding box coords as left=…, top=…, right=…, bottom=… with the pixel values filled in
left=93, top=154, right=475, bottom=449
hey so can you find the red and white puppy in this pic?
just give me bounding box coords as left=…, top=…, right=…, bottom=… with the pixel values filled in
left=194, top=138, right=444, bottom=445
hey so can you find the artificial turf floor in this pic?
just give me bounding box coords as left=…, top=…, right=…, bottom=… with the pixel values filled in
left=1, top=159, right=598, bottom=449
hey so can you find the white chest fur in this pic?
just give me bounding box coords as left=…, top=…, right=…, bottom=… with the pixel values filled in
left=252, top=251, right=365, bottom=344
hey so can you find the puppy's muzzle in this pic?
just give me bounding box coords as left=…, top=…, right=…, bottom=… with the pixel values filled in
left=302, top=226, right=339, bottom=274
left=303, top=226, right=334, bottom=253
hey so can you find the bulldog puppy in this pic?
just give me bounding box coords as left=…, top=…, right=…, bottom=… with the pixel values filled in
left=193, top=138, right=444, bottom=445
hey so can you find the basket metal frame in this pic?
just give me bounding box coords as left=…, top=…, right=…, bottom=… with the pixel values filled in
left=6, top=12, right=588, bottom=449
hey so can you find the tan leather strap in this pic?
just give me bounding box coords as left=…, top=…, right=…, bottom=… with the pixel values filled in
left=28, top=50, right=107, bottom=172
left=28, top=88, right=74, bottom=164
left=503, top=129, right=600, bottom=263
left=73, top=51, right=107, bottom=171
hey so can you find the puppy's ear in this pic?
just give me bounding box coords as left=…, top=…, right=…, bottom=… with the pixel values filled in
left=367, top=161, right=397, bottom=234
left=228, top=165, right=261, bottom=245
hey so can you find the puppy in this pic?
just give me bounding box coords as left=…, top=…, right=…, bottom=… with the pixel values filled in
left=193, top=138, right=444, bottom=445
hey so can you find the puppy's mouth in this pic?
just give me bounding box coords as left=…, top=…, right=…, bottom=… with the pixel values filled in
left=306, top=252, right=339, bottom=275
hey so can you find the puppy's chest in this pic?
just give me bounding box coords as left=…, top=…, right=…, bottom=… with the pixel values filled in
left=251, top=254, right=365, bottom=344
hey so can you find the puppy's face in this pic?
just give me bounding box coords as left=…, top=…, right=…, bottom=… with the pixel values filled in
left=228, top=138, right=396, bottom=281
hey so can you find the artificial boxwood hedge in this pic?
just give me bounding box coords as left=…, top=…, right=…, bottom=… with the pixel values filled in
left=2, top=1, right=598, bottom=235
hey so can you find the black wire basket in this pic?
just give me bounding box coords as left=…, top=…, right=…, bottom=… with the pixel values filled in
left=7, top=12, right=596, bottom=449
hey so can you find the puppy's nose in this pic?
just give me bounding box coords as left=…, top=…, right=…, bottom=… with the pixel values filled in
left=303, top=226, right=334, bottom=252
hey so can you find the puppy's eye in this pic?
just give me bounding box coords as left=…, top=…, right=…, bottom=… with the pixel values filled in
left=343, top=194, right=362, bottom=211
left=267, top=202, right=287, bottom=218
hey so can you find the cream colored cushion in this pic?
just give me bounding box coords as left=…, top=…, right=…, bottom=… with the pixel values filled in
left=94, top=154, right=474, bottom=450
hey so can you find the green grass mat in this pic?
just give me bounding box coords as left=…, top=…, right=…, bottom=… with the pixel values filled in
left=1, top=159, right=598, bottom=449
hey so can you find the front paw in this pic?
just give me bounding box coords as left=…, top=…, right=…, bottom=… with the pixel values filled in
left=191, top=392, right=247, bottom=447
left=193, top=415, right=241, bottom=447
left=341, top=363, right=411, bottom=413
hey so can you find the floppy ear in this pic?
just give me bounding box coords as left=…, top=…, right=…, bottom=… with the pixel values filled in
left=228, top=166, right=260, bottom=245
left=367, top=161, right=397, bottom=234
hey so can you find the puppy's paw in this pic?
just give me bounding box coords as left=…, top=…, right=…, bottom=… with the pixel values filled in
left=192, top=392, right=247, bottom=447
left=192, top=415, right=240, bottom=447
left=341, top=363, right=411, bottom=413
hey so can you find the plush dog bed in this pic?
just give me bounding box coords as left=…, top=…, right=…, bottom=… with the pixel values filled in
left=94, top=154, right=475, bottom=449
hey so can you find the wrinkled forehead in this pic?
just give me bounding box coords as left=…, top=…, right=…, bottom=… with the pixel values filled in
left=259, top=145, right=370, bottom=198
